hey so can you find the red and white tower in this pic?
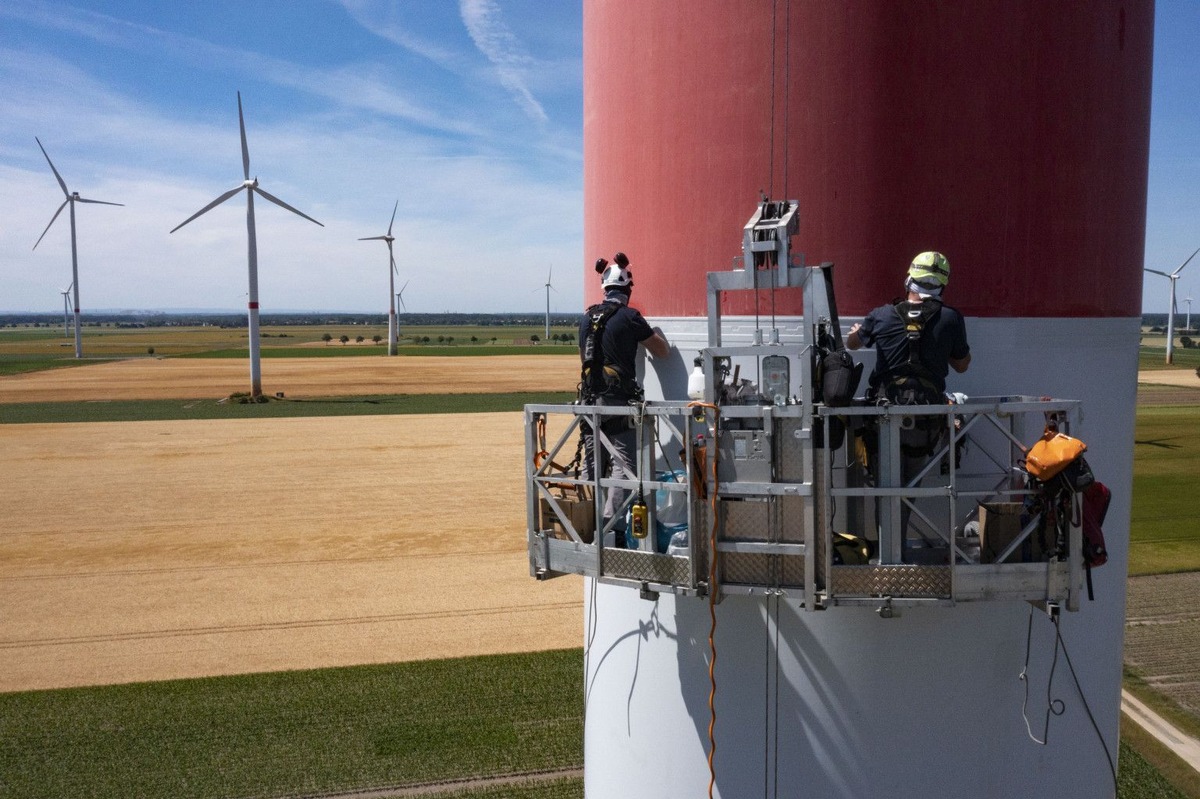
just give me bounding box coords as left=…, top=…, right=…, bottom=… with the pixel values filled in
left=581, top=3, right=1152, bottom=796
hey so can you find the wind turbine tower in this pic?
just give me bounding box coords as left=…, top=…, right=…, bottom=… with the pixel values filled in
left=359, top=201, right=400, bottom=356
left=1144, top=245, right=1199, bottom=364
left=33, top=138, right=123, bottom=359
left=171, top=92, right=323, bottom=398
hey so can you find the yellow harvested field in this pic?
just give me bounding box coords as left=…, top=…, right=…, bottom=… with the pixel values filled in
left=0, top=354, right=578, bottom=402
left=0, top=357, right=583, bottom=692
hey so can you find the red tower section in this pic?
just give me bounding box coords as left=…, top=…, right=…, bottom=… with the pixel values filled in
left=584, top=2, right=1153, bottom=319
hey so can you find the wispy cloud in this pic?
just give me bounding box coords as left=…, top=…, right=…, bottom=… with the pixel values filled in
left=459, top=0, right=548, bottom=124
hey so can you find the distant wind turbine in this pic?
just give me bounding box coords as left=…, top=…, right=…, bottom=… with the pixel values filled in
left=1145, top=245, right=1200, bottom=364
left=1186, top=296, right=1194, bottom=334
left=32, top=138, right=123, bottom=359
left=359, top=201, right=400, bottom=356
left=397, top=279, right=409, bottom=312
left=542, top=265, right=556, bottom=340
left=60, top=283, right=73, bottom=337
left=170, top=92, right=323, bottom=398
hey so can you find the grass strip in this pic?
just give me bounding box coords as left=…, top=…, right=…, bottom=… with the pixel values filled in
left=0, top=354, right=116, bottom=377
left=0, top=649, right=583, bottom=799
left=0, top=392, right=576, bottom=424
left=1117, top=730, right=1195, bottom=799
left=1130, top=406, right=1200, bottom=575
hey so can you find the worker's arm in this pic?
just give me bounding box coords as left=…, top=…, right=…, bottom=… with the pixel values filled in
left=642, top=329, right=670, bottom=359
left=949, top=353, right=971, bottom=373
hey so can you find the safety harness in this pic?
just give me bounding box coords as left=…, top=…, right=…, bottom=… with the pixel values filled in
left=578, top=301, right=641, bottom=403
left=879, top=297, right=944, bottom=406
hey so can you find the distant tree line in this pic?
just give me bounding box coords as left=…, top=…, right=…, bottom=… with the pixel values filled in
left=0, top=312, right=580, bottom=328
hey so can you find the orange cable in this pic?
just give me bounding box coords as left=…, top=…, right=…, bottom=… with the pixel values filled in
left=689, top=401, right=721, bottom=799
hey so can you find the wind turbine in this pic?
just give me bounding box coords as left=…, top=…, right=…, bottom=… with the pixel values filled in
left=359, top=201, right=400, bottom=356
left=32, top=138, right=123, bottom=359
left=1186, top=296, right=1194, bottom=334
left=1145, top=245, right=1200, bottom=364
left=170, top=92, right=323, bottom=398
left=542, top=265, right=556, bottom=341
left=60, top=283, right=73, bottom=337
left=395, top=281, right=409, bottom=345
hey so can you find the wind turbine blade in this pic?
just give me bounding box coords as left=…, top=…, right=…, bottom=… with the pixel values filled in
left=35, top=137, right=70, bottom=197
left=75, top=197, right=124, bottom=207
left=387, top=200, right=398, bottom=236
left=1144, top=268, right=1171, bottom=278
left=358, top=235, right=388, bottom=241
left=170, top=186, right=244, bottom=233
left=398, top=279, right=409, bottom=310
left=387, top=241, right=397, bottom=274
left=237, top=92, right=250, bottom=181
left=1172, top=245, right=1200, bottom=277
left=33, top=199, right=70, bottom=250
left=252, top=186, right=323, bottom=227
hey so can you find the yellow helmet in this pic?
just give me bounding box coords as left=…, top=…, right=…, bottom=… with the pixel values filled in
left=908, top=251, right=950, bottom=286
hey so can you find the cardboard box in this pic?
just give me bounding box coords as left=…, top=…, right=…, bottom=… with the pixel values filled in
left=539, top=486, right=596, bottom=544
left=979, top=502, right=1038, bottom=563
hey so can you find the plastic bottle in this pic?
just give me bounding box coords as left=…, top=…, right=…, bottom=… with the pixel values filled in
left=687, top=357, right=706, bottom=400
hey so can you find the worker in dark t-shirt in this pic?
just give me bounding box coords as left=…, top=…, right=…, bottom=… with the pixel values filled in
left=847, top=251, right=970, bottom=400
left=846, top=251, right=971, bottom=558
left=578, top=253, right=669, bottom=545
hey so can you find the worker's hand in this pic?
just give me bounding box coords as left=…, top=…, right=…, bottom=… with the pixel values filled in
left=848, top=322, right=862, bottom=336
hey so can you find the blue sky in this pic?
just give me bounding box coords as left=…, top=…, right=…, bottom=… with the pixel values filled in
left=1, top=1, right=1196, bottom=316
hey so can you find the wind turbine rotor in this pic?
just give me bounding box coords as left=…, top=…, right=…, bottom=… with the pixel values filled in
left=1172, top=245, right=1200, bottom=277
left=75, top=196, right=124, bottom=207
left=387, top=199, right=398, bottom=236
left=33, top=199, right=70, bottom=250
left=398, top=280, right=409, bottom=311
left=237, top=91, right=251, bottom=181
left=252, top=186, right=324, bottom=227
left=170, top=185, right=245, bottom=234
left=35, top=137, right=70, bottom=197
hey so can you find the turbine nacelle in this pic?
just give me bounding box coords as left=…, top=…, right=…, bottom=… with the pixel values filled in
left=243, top=178, right=258, bottom=189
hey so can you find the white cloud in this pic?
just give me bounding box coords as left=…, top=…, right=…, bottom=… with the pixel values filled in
left=459, top=0, right=548, bottom=124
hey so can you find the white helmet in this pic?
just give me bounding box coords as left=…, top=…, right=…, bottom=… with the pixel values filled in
left=596, top=251, right=633, bottom=289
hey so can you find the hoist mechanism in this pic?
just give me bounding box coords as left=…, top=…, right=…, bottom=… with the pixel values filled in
left=526, top=198, right=1087, bottom=612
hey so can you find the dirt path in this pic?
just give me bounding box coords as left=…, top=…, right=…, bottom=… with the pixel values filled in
left=0, top=356, right=584, bottom=692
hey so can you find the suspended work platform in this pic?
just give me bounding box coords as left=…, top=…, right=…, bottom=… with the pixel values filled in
left=526, top=200, right=1088, bottom=611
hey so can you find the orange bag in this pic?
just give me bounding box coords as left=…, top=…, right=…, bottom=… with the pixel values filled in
left=1025, top=428, right=1087, bottom=481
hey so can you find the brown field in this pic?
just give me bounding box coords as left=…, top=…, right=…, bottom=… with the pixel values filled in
left=0, top=356, right=581, bottom=692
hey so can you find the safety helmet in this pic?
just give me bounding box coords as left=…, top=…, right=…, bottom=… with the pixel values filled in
left=908, top=251, right=950, bottom=287
left=597, top=251, right=633, bottom=289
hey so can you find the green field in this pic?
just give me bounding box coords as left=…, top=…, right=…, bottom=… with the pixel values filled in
left=0, top=650, right=583, bottom=799
left=1130, top=405, right=1200, bottom=575
left=0, top=392, right=575, bottom=424
left=0, top=323, right=578, bottom=376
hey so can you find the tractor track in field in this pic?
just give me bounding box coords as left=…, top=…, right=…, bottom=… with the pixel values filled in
left=277, top=768, right=584, bottom=798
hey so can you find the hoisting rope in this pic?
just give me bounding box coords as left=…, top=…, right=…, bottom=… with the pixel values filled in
left=689, top=401, right=721, bottom=799
left=1018, top=605, right=1119, bottom=797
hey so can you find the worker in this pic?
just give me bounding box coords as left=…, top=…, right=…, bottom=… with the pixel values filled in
left=578, top=252, right=669, bottom=546
left=846, top=251, right=970, bottom=401
left=846, top=251, right=970, bottom=559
